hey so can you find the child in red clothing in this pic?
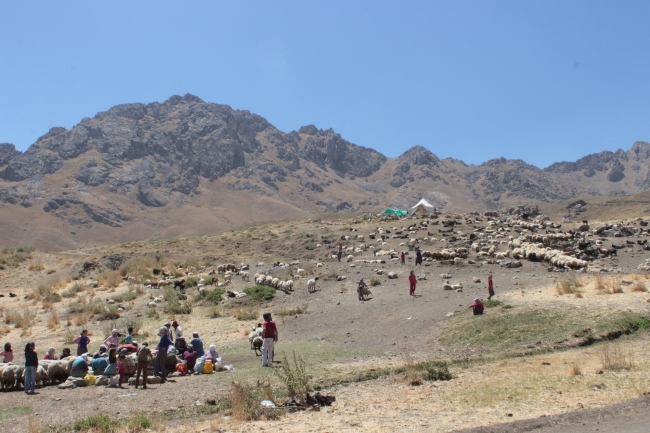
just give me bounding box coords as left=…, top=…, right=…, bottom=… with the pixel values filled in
left=409, top=271, right=417, bottom=296
left=117, top=353, right=127, bottom=388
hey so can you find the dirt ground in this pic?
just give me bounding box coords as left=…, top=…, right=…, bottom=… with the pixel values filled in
left=1, top=212, right=650, bottom=432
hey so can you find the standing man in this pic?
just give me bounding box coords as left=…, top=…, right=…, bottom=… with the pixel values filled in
left=337, top=243, right=343, bottom=263
left=409, top=271, right=417, bottom=296
left=487, top=274, right=495, bottom=300
left=261, top=313, right=278, bottom=367
left=155, top=327, right=173, bottom=383
left=400, top=252, right=405, bottom=265
left=415, top=249, right=423, bottom=266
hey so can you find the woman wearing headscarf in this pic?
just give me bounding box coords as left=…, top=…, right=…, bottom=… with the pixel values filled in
left=204, top=344, right=220, bottom=364
left=70, top=353, right=89, bottom=378
left=103, top=329, right=120, bottom=349
left=44, top=347, right=58, bottom=360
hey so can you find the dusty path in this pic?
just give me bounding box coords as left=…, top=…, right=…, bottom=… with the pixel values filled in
left=454, top=395, right=650, bottom=433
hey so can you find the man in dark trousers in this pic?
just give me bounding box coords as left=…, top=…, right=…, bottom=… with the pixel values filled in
left=337, top=243, right=343, bottom=262
left=401, top=252, right=405, bottom=265
left=415, top=249, right=423, bottom=266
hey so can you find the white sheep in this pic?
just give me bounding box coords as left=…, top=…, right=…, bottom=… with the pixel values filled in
left=307, top=277, right=318, bottom=293
left=286, top=280, right=294, bottom=291
left=346, top=255, right=354, bottom=262
left=241, top=271, right=250, bottom=282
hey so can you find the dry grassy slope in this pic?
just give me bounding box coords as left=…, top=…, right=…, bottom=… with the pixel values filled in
left=1, top=208, right=650, bottom=432
left=540, top=191, right=650, bottom=223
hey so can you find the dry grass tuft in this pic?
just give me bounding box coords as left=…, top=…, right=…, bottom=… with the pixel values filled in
left=599, top=342, right=634, bottom=371
left=594, top=275, right=606, bottom=290
left=28, top=261, right=44, bottom=271
left=47, top=311, right=60, bottom=330
left=555, top=273, right=582, bottom=295
left=277, top=304, right=309, bottom=317
left=596, top=276, right=624, bottom=294
left=98, top=269, right=122, bottom=289
left=569, top=363, right=582, bottom=376
left=232, top=307, right=258, bottom=321
left=631, top=281, right=647, bottom=292
left=644, top=269, right=650, bottom=280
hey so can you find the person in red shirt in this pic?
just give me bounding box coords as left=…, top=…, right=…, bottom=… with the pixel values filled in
left=487, top=274, right=495, bottom=300
left=400, top=252, right=405, bottom=265
left=409, top=271, right=417, bottom=296
left=468, top=298, right=484, bottom=315
left=261, top=313, right=278, bottom=367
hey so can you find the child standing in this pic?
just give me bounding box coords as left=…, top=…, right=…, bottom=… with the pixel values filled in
left=0, top=342, right=13, bottom=363
left=73, top=330, right=90, bottom=356
left=409, top=271, right=417, bottom=296
left=487, top=274, right=495, bottom=300
left=400, top=252, right=405, bottom=265
left=117, top=353, right=126, bottom=388
left=125, top=327, right=133, bottom=345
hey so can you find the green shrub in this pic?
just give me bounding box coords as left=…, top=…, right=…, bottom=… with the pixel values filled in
left=185, top=276, right=199, bottom=287
left=370, top=278, right=381, bottom=287
left=244, top=285, right=275, bottom=301
left=273, top=352, right=310, bottom=399
left=205, top=288, right=226, bottom=304
left=97, top=305, right=121, bottom=321
left=483, top=299, right=502, bottom=308
left=163, top=288, right=192, bottom=315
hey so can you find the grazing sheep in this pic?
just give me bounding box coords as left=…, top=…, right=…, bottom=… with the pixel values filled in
left=46, top=360, right=70, bottom=384
left=346, top=255, right=354, bottom=262
left=285, top=280, right=294, bottom=291
left=241, top=271, right=250, bottom=282
left=271, top=277, right=280, bottom=288
left=264, top=275, right=274, bottom=286
left=307, top=277, right=319, bottom=293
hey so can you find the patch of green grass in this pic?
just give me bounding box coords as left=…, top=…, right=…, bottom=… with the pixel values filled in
left=243, top=285, right=276, bottom=301
left=483, top=299, right=502, bottom=308
left=185, top=276, right=199, bottom=287
left=441, top=308, right=650, bottom=357
left=163, top=288, right=192, bottom=315
left=96, top=305, right=121, bottom=321
left=369, top=277, right=381, bottom=287
left=72, top=413, right=151, bottom=432
left=0, top=406, right=31, bottom=420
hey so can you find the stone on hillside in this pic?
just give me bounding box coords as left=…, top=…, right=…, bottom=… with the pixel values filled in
left=387, top=272, right=398, bottom=279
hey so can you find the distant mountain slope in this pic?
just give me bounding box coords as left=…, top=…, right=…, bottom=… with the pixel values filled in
left=0, top=94, right=648, bottom=249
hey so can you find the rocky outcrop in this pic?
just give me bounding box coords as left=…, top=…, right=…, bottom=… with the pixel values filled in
left=0, top=143, right=21, bottom=167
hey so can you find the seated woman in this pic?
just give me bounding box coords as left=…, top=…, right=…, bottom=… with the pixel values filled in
left=175, top=336, right=187, bottom=354
left=183, top=344, right=198, bottom=373
left=165, top=346, right=179, bottom=377
left=91, top=355, right=108, bottom=375
left=44, top=347, right=58, bottom=360
left=59, top=347, right=72, bottom=360
left=70, top=354, right=90, bottom=378
left=204, top=344, right=220, bottom=364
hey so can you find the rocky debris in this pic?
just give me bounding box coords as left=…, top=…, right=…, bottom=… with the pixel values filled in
left=472, top=277, right=481, bottom=283
left=387, top=272, right=398, bottom=279
left=500, top=260, right=522, bottom=268
left=103, top=254, right=128, bottom=270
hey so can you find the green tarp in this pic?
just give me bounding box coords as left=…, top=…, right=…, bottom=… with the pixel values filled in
left=381, top=208, right=408, bottom=216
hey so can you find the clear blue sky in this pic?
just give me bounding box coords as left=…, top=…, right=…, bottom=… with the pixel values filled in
left=1, top=1, right=649, bottom=168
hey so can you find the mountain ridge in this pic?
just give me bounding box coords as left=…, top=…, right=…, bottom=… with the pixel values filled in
left=1, top=94, right=649, bottom=250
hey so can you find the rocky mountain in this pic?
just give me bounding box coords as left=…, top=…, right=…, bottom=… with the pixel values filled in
left=1, top=94, right=649, bottom=250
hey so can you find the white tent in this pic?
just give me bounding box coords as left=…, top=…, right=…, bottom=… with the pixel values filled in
left=410, top=198, right=436, bottom=216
